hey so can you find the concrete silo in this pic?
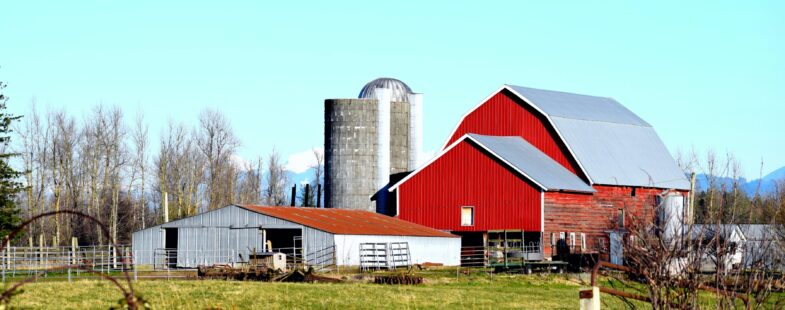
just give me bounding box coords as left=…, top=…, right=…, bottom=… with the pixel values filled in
left=324, top=78, right=423, bottom=211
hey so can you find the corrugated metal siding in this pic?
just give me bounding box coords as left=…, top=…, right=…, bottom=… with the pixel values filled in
left=131, top=205, right=335, bottom=268
left=334, top=234, right=460, bottom=266
left=507, top=85, right=650, bottom=126
left=551, top=118, right=690, bottom=189
left=131, top=226, right=164, bottom=265
left=446, top=90, right=585, bottom=179
left=398, top=140, right=542, bottom=232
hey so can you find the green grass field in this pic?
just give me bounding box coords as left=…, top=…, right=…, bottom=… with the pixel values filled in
left=2, top=270, right=651, bottom=309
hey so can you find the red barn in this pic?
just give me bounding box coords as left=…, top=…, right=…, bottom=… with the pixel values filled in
left=384, top=85, right=690, bottom=263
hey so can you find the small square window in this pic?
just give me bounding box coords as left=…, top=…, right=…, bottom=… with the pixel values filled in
left=461, top=207, right=474, bottom=226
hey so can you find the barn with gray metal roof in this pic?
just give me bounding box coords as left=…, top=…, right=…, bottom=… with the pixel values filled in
left=384, top=84, right=690, bottom=265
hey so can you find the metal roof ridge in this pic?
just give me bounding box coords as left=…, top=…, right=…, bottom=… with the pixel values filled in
left=505, top=84, right=615, bottom=101
left=505, top=85, right=652, bottom=127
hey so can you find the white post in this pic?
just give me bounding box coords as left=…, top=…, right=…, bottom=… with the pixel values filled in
left=133, top=250, right=138, bottom=281
left=112, top=245, right=118, bottom=269
left=374, top=88, right=392, bottom=212
left=407, top=93, right=423, bottom=170
left=580, top=287, right=601, bottom=310
left=163, top=192, right=170, bottom=223
left=71, top=237, right=77, bottom=265
left=39, top=234, right=45, bottom=277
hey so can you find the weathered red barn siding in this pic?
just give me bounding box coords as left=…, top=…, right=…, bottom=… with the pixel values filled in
left=543, top=186, right=689, bottom=255
left=446, top=89, right=584, bottom=179
left=397, top=140, right=542, bottom=232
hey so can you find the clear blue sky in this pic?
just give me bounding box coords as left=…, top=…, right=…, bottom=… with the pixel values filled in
left=1, top=1, right=783, bottom=178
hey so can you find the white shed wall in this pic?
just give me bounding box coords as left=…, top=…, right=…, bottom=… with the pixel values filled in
left=333, top=234, right=460, bottom=266
left=131, top=205, right=335, bottom=268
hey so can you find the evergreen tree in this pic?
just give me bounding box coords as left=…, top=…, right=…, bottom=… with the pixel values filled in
left=0, top=80, right=24, bottom=239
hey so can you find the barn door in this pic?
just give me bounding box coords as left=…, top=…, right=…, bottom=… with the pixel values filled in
left=609, top=231, right=624, bottom=265
left=164, top=228, right=178, bottom=268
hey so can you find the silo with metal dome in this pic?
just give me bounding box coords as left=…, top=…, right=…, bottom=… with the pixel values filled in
left=324, top=78, right=423, bottom=211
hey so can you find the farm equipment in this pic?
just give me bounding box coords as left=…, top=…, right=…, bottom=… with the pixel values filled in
left=197, top=251, right=286, bottom=281
left=197, top=251, right=342, bottom=283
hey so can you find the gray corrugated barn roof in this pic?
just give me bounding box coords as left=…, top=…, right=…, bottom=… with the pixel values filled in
left=507, top=85, right=690, bottom=190
left=468, top=134, right=595, bottom=193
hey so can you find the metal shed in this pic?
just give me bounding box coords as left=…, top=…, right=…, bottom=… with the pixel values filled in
left=132, top=205, right=460, bottom=268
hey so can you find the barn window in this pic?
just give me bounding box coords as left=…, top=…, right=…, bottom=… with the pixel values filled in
left=631, top=187, right=637, bottom=197
left=559, top=232, right=566, bottom=240
left=569, top=233, right=576, bottom=249
left=580, top=233, right=587, bottom=252
left=617, top=209, right=625, bottom=228
left=461, top=206, right=474, bottom=226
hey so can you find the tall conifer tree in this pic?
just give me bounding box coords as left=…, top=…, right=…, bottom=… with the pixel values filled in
left=0, top=80, right=24, bottom=239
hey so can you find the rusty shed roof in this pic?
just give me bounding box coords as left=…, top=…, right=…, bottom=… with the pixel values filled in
left=238, top=205, right=458, bottom=238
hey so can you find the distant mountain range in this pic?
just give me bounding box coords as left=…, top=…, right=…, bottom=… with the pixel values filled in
left=695, top=166, right=785, bottom=196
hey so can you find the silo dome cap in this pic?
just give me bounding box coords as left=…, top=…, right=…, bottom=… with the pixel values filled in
left=358, top=77, right=413, bottom=102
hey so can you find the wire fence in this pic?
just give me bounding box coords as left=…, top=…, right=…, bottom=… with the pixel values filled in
left=0, top=244, right=337, bottom=282
left=0, top=245, right=133, bottom=281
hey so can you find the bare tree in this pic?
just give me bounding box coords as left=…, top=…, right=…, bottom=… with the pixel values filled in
left=604, top=151, right=785, bottom=309
left=131, top=110, right=149, bottom=229
left=15, top=103, right=50, bottom=239
left=236, top=156, right=263, bottom=205
left=196, top=109, right=240, bottom=210
left=49, top=109, right=78, bottom=244
left=9, top=101, right=301, bottom=246
left=102, top=106, right=128, bottom=247
left=311, top=148, right=324, bottom=207
left=155, top=120, right=205, bottom=220
left=264, top=149, right=288, bottom=206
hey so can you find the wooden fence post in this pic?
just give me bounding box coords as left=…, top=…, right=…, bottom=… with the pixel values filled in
left=2, top=240, right=8, bottom=282
left=39, top=234, right=46, bottom=277
left=38, top=234, right=44, bottom=265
